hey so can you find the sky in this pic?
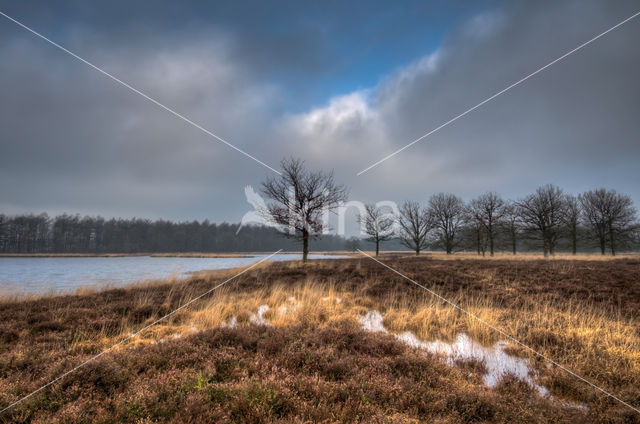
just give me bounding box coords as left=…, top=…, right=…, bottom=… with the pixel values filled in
left=1, top=0, right=639, bottom=225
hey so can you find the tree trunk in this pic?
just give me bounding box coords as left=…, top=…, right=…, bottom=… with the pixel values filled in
left=302, top=229, right=309, bottom=263
left=375, top=238, right=379, bottom=257
left=600, top=237, right=606, bottom=255
left=511, top=230, right=516, bottom=255
left=489, top=230, right=494, bottom=257
left=609, top=225, right=616, bottom=256
left=415, top=245, right=420, bottom=256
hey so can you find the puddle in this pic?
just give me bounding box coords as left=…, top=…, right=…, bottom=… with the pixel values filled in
left=360, top=310, right=586, bottom=410
left=249, top=305, right=270, bottom=326
left=222, top=316, right=237, bottom=328
left=222, top=305, right=270, bottom=328
left=216, top=307, right=585, bottom=411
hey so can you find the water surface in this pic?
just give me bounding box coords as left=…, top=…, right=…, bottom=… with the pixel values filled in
left=0, top=254, right=342, bottom=294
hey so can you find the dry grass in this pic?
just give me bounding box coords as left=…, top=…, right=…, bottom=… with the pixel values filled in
left=371, top=251, right=640, bottom=261
left=0, top=257, right=639, bottom=422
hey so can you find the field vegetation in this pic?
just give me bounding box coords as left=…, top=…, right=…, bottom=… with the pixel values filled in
left=0, top=256, right=639, bottom=423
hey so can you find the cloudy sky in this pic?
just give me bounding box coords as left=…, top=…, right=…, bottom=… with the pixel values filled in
left=1, top=0, right=639, bottom=224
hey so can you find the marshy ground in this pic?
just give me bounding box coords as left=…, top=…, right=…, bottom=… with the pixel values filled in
left=0, top=255, right=639, bottom=423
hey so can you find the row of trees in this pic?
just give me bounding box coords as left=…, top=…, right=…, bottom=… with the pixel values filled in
left=361, top=185, right=638, bottom=257
left=1, top=185, right=636, bottom=257
left=0, top=214, right=347, bottom=254
left=2, top=156, right=638, bottom=258
left=258, top=159, right=638, bottom=259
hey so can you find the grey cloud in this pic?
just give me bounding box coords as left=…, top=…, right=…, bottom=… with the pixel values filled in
left=0, top=29, right=282, bottom=220
left=1, top=0, right=639, bottom=225
left=289, top=0, right=640, bottom=207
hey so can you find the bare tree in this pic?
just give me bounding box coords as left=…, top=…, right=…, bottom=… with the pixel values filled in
left=428, top=193, right=466, bottom=254
left=397, top=201, right=431, bottom=255
left=607, top=193, right=638, bottom=255
left=502, top=202, right=520, bottom=255
left=516, top=184, right=565, bottom=257
left=261, top=158, right=348, bottom=262
left=579, top=189, right=637, bottom=255
left=579, top=189, right=609, bottom=255
left=465, top=219, right=489, bottom=256
left=562, top=195, right=581, bottom=255
left=469, top=192, right=505, bottom=256
left=358, top=204, right=395, bottom=256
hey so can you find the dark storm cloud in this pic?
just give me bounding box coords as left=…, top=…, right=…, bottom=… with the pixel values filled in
left=0, top=0, right=639, bottom=223
left=0, top=25, right=281, bottom=218
left=0, top=0, right=334, bottom=75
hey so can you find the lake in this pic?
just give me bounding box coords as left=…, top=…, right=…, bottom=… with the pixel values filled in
left=0, top=254, right=344, bottom=295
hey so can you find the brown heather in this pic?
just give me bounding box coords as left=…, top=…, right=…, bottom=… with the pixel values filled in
left=0, top=255, right=639, bottom=423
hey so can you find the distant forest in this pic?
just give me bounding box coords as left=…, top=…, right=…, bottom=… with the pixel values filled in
left=0, top=214, right=353, bottom=254
left=1, top=197, right=638, bottom=255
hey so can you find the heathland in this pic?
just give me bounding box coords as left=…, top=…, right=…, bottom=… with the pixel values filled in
left=0, top=254, right=639, bottom=423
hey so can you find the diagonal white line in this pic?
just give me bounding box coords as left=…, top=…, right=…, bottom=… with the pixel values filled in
left=0, top=11, right=282, bottom=175
left=356, top=249, right=640, bottom=415
left=357, top=10, right=640, bottom=176
left=0, top=249, right=282, bottom=415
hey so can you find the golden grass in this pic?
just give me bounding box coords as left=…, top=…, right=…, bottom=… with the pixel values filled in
left=28, top=254, right=633, bottom=366
left=101, top=271, right=638, bottom=396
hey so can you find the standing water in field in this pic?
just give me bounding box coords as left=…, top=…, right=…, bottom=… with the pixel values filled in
left=360, top=310, right=586, bottom=409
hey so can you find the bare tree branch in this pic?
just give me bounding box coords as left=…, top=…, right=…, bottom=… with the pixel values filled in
left=358, top=204, right=395, bottom=256
left=261, top=157, right=348, bottom=262
left=428, top=193, right=466, bottom=254
left=397, top=201, right=431, bottom=255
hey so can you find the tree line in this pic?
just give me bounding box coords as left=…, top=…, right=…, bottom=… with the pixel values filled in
left=362, top=185, right=638, bottom=257
left=0, top=214, right=347, bottom=254
left=2, top=161, right=638, bottom=258
left=259, top=159, right=638, bottom=259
